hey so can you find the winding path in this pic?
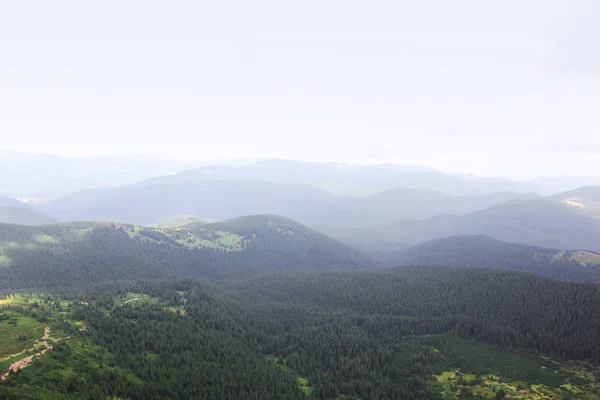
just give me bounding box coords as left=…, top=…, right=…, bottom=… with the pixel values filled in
left=0, top=327, right=68, bottom=382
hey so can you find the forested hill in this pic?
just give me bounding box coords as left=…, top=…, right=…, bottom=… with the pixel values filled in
left=388, top=235, right=600, bottom=283
left=234, top=266, right=600, bottom=362
left=550, top=185, right=600, bottom=219
left=0, top=215, right=371, bottom=290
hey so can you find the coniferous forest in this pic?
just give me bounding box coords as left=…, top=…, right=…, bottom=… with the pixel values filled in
left=2, top=265, right=600, bottom=399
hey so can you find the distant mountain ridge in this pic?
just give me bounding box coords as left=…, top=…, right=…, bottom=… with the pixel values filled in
left=549, top=186, right=600, bottom=219
left=0, top=196, right=56, bottom=225
left=0, top=152, right=192, bottom=202
left=387, top=200, right=600, bottom=252
left=388, top=235, right=600, bottom=283
left=0, top=207, right=56, bottom=225
left=37, top=173, right=540, bottom=230
left=304, top=188, right=540, bottom=230
left=151, top=214, right=209, bottom=228
left=0, top=196, right=28, bottom=208
left=135, top=159, right=536, bottom=196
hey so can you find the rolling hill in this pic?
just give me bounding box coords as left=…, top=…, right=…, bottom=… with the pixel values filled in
left=387, top=235, right=600, bottom=282
left=386, top=200, right=600, bottom=252
left=0, top=215, right=372, bottom=289
left=304, top=188, right=540, bottom=230
left=37, top=173, right=540, bottom=233
left=549, top=186, right=600, bottom=219
left=526, top=176, right=600, bottom=196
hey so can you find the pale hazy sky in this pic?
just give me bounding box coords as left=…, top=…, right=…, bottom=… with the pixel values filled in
left=1, top=0, right=599, bottom=179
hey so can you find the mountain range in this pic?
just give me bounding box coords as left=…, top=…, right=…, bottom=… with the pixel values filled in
left=5, top=154, right=600, bottom=201
left=386, top=200, right=600, bottom=252
left=4, top=158, right=600, bottom=261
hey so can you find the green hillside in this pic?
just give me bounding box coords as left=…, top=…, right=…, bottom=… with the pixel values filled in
left=0, top=206, right=56, bottom=226
left=0, top=216, right=371, bottom=290
left=550, top=186, right=600, bottom=219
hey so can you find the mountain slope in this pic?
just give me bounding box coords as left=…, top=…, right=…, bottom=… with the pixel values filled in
left=0, top=196, right=55, bottom=224
left=0, top=206, right=57, bottom=225
left=305, top=188, right=540, bottom=230
left=527, top=176, right=600, bottom=196
left=549, top=186, right=600, bottom=219
left=0, top=215, right=372, bottom=289
left=388, top=200, right=600, bottom=252
left=0, top=196, right=28, bottom=208
left=39, top=181, right=339, bottom=225
left=388, top=235, right=600, bottom=282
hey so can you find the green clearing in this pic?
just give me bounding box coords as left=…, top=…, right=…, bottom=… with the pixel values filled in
left=435, top=368, right=600, bottom=399
left=120, top=224, right=247, bottom=251
left=0, top=253, right=10, bottom=266
left=33, top=234, right=59, bottom=244
left=112, top=293, right=185, bottom=315
left=113, top=293, right=160, bottom=308
left=267, top=221, right=294, bottom=236
left=171, top=230, right=245, bottom=251
left=421, top=336, right=600, bottom=399
left=0, top=292, right=142, bottom=399
left=0, top=336, right=143, bottom=399
left=267, top=355, right=314, bottom=396
left=0, top=310, right=45, bottom=360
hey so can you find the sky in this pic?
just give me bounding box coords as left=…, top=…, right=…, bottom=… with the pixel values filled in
left=1, top=0, right=599, bottom=179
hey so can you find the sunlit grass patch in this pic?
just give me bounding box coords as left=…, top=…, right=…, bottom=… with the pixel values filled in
left=0, top=311, right=45, bottom=359
left=33, top=234, right=59, bottom=244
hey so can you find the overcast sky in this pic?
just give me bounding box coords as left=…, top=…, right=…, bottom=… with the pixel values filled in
left=1, top=0, right=599, bottom=179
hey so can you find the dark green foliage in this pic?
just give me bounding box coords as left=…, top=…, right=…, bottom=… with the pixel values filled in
left=2, top=267, right=600, bottom=399
left=0, top=216, right=371, bottom=290
left=234, top=266, right=600, bottom=362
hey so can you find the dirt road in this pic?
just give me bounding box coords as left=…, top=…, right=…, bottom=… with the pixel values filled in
left=0, top=327, right=65, bottom=382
